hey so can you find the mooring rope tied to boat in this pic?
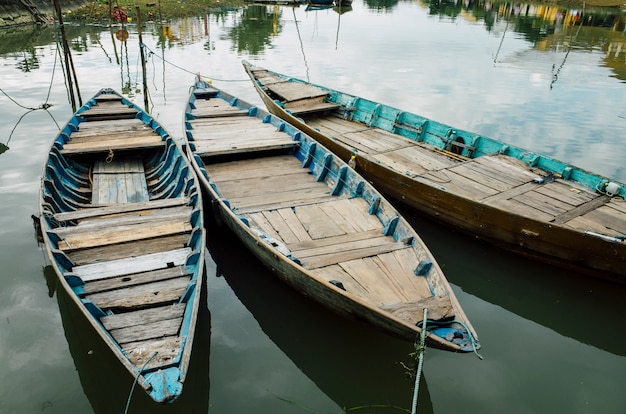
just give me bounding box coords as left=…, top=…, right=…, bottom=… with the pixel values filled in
left=411, top=308, right=428, bottom=414
left=124, top=351, right=158, bottom=414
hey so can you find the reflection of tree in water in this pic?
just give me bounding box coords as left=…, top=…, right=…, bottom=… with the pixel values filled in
left=16, top=49, right=40, bottom=72
left=222, top=5, right=282, bottom=55
left=362, top=0, right=400, bottom=13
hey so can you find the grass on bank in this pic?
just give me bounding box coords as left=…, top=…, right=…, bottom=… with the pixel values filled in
left=68, top=0, right=245, bottom=22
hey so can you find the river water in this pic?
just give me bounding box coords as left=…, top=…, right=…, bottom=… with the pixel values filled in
left=1, top=1, right=625, bottom=413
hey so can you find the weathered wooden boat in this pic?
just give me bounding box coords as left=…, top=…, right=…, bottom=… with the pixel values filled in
left=184, top=78, right=479, bottom=353
left=38, top=89, right=205, bottom=403
left=243, top=61, right=626, bottom=284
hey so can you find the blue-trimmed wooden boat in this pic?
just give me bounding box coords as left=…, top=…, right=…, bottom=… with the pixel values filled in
left=243, top=61, right=626, bottom=284
left=38, top=89, right=205, bottom=403
left=184, top=78, right=480, bottom=353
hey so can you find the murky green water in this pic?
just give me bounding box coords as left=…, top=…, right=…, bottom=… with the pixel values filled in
left=1, top=1, right=625, bottom=413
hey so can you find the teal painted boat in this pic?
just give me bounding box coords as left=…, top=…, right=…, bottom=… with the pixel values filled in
left=243, top=61, right=626, bottom=284
left=184, top=78, right=480, bottom=353
left=38, top=89, right=205, bottom=403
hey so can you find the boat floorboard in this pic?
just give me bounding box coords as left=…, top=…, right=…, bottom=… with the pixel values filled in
left=73, top=247, right=192, bottom=282
left=208, top=153, right=438, bottom=308
left=85, top=274, right=191, bottom=310
left=69, top=234, right=190, bottom=266
left=123, top=336, right=182, bottom=370
left=189, top=115, right=297, bottom=156
left=304, top=114, right=625, bottom=238
left=83, top=265, right=192, bottom=295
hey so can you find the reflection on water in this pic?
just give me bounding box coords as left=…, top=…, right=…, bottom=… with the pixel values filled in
left=395, top=203, right=626, bottom=358
left=47, top=266, right=211, bottom=413
left=206, top=221, right=433, bottom=414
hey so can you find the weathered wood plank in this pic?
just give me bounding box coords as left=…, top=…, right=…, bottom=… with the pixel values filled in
left=260, top=209, right=300, bottom=245
left=582, top=205, right=626, bottom=234
left=58, top=221, right=192, bottom=251
left=123, top=336, right=182, bottom=370
left=213, top=171, right=323, bottom=201
left=101, top=303, right=186, bottom=330
left=512, top=190, right=571, bottom=216
left=287, top=229, right=383, bottom=251
left=382, top=295, right=454, bottom=322
left=415, top=168, right=498, bottom=201
left=69, top=234, right=190, bottom=266
left=74, top=247, right=192, bottom=282
left=59, top=205, right=192, bottom=232
left=61, top=135, right=164, bottom=155
left=299, top=241, right=410, bottom=269
left=275, top=208, right=312, bottom=242
left=83, top=265, right=192, bottom=295
left=111, top=316, right=182, bottom=344
left=53, top=197, right=187, bottom=222
left=553, top=194, right=609, bottom=225
left=87, top=276, right=190, bottom=309
left=267, top=82, right=329, bottom=102
left=293, top=203, right=347, bottom=239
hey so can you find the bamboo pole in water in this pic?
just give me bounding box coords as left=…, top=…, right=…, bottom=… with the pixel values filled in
left=135, top=6, right=149, bottom=113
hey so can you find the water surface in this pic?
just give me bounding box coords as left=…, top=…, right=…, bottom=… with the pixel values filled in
left=1, top=1, right=625, bottom=413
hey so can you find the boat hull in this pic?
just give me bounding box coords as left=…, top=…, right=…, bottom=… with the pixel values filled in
left=39, top=89, right=205, bottom=403
left=184, top=81, right=480, bottom=352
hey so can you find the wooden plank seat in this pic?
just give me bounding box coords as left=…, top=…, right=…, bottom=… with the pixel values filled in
left=85, top=275, right=191, bottom=311
left=79, top=101, right=139, bottom=121
left=188, top=116, right=298, bottom=157
left=266, top=81, right=340, bottom=116
left=60, top=129, right=164, bottom=155
left=53, top=216, right=193, bottom=252
left=53, top=197, right=187, bottom=222
left=190, top=97, right=250, bottom=118
left=92, top=159, right=149, bottom=204
left=73, top=247, right=192, bottom=282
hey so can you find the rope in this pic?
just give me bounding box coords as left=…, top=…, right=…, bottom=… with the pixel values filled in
left=141, top=43, right=249, bottom=82
left=411, top=308, right=428, bottom=414
left=124, top=351, right=158, bottom=414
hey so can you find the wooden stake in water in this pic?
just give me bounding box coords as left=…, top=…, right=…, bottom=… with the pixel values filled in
left=135, top=6, right=149, bottom=113
left=411, top=308, right=428, bottom=414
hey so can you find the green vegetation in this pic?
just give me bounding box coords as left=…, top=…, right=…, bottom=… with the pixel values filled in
left=68, top=0, right=625, bottom=23
left=68, top=0, right=245, bottom=22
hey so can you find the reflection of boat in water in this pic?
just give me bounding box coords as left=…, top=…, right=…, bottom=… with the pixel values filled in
left=205, top=224, right=435, bottom=413
left=394, top=203, right=626, bottom=357
left=47, top=265, right=211, bottom=413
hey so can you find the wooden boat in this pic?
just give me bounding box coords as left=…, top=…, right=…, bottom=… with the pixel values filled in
left=38, top=89, right=205, bottom=403
left=243, top=61, right=626, bottom=284
left=184, top=78, right=480, bottom=353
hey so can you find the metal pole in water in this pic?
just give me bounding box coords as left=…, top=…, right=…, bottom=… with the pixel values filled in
left=411, top=308, right=428, bottom=414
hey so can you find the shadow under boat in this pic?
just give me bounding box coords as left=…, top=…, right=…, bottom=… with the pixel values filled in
left=204, top=220, right=435, bottom=414
left=393, top=202, right=626, bottom=357
left=44, top=265, right=211, bottom=413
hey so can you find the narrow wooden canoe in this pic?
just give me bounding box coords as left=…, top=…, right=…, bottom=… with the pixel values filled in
left=184, top=79, right=479, bottom=353
left=243, top=61, right=626, bottom=284
left=38, top=89, right=205, bottom=403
